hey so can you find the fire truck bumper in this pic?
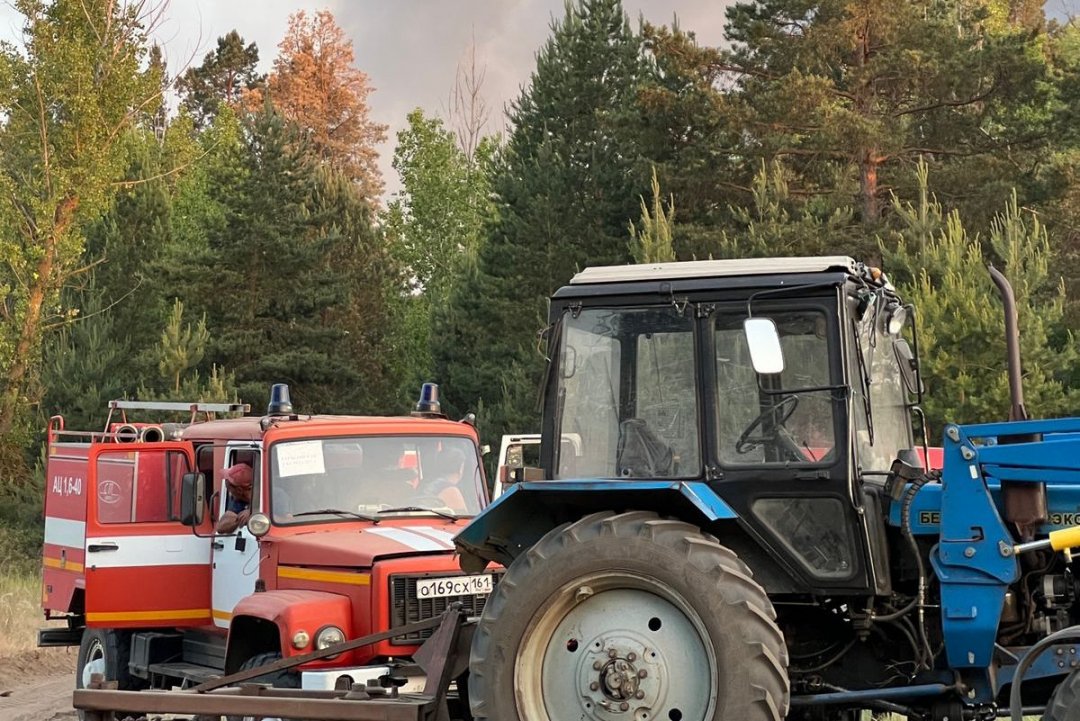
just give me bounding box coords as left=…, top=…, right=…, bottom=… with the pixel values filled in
left=300, top=665, right=426, bottom=693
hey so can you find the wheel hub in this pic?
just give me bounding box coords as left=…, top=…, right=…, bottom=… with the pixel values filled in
left=525, top=582, right=713, bottom=721
left=600, top=655, right=642, bottom=700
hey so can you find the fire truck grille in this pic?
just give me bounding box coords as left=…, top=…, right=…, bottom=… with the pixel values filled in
left=389, top=574, right=499, bottom=644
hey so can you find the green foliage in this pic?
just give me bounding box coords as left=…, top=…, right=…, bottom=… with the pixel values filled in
left=156, top=300, right=210, bottom=394
left=438, top=0, right=648, bottom=440
left=0, top=0, right=163, bottom=438
left=720, top=0, right=1057, bottom=224
left=40, top=283, right=128, bottom=432
left=883, top=164, right=1079, bottom=430
left=179, top=106, right=398, bottom=414
left=629, top=167, right=676, bottom=263
left=716, top=160, right=858, bottom=259
left=177, top=30, right=263, bottom=128
left=385, top=109, right=497, bottom=396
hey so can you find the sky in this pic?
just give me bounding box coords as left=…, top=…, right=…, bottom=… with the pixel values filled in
left=0, top=0, right=1077, bottom=200
left=0, top=0, right=730, bottom=199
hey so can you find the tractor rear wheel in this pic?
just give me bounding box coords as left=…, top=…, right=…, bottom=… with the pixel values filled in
left=1045, top=668, right=1080, bottom=721
left=468, top=510, right=789, bottom=721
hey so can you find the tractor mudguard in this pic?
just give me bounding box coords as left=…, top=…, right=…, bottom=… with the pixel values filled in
left=454, top=480, right=738, bottom=573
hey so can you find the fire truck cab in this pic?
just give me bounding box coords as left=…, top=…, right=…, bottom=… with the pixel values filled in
left=40, top=384, right=496, bottom=698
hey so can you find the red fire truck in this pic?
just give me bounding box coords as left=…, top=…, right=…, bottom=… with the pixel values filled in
left=39, top=383, right=496, bottom=701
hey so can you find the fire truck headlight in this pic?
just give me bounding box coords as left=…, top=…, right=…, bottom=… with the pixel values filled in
left=291, top=630, right=310, bottom=650
left=315, top=625, right=346, bottom=658
left=247, top=513, right=271, bottom=537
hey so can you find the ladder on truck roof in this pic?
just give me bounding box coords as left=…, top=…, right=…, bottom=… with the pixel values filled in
left=103, top=399, right=250, bottom=432
left=46, top=399, right=251, bottom=445
left=108, top=400, right=250, bottom=414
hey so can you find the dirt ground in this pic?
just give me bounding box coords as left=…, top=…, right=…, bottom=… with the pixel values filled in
left=0, top=648, right=78, bottom=721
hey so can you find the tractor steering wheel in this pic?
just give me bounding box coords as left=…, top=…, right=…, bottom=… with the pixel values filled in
left=735, top=395, right=800, bottom=454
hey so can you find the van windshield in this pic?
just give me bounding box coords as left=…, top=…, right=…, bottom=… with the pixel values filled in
left=270, top=435, right=484, bottom=524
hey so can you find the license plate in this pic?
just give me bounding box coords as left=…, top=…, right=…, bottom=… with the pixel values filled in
left=416, top=574, right=494, bottom=599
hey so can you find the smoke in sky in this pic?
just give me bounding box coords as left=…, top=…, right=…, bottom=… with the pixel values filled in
left=2, top=1, right=1077, bottom=198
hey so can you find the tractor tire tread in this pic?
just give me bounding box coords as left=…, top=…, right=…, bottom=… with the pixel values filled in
left=469, top=510, right=789, bottom=721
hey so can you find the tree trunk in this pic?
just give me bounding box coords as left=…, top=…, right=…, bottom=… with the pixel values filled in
left=0, top=196, right=79, bottom=434
left=859, top=149, right=881, bottom=223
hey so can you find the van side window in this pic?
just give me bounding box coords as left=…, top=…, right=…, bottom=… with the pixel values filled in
left=96, top=450, right=192, bottom=524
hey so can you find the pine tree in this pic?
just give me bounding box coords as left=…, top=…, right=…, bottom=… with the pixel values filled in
left=882, top=163, right=1079, bottom=429
left=257, top=10, right=387, bottom=202
left=629, top=167, right=676, bottom=263
left=720, top=0, right=1055, bottom=224
left=156, top=300, right=210, bottom=394
left=187, top=106, right=395, bottom=414
left=716, top=160, right=857, bottom=258
left=177, top=31, right=263, bottom=129
left=436, top=0, right=648, bottom=438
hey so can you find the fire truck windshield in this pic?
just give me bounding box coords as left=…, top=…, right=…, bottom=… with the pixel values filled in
left=269, top=435, right=484, bottom=525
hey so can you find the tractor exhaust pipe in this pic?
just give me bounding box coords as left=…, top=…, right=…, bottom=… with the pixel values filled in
left=988, top=265, right=1027, bottom=421
left=988, top=265, right=1045, bottom=540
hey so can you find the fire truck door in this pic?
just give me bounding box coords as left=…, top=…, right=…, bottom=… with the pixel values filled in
left=211, top=442, right=261, bottom=628
left=85, top=443, right=211, bottom=628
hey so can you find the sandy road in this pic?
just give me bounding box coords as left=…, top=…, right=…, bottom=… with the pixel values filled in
left=0, top=648, right=78, bottom=721
left=0, top=671, right=76, bottom=721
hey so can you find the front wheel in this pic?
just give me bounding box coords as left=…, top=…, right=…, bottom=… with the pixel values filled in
left=76, top=628, right=144, bottom=721
left=468, top=510, right=789, bottom=721
left=226, top=652, right=300, bottom=721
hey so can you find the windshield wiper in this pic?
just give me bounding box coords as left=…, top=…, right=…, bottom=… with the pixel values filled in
left=377, top=506, right=457, bottom=520
left=292, top=508, right=379, bottom=523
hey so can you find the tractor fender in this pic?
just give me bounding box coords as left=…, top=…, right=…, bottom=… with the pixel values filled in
left=225, top=589, right=352, bottom=673
left=455, top=480, right=804, bottom=594
left=455, top=480, right=735, bottom=570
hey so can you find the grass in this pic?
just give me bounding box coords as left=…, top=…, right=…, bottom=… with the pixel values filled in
left=0, top=567, right=47, bottom=657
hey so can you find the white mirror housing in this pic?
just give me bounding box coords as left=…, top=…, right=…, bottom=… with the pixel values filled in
left=744, top=318, right=785, bottom=375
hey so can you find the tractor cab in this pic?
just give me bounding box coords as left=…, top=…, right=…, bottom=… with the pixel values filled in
left=535, top=256, right=920, bottom=593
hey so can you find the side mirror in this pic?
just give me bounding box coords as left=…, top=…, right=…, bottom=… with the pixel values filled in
left=743, top=318, right=785, bottom=375
left=505, top=444, right=525, bottom=469
left=894, top=338, right=922, bottom=395
left=180, top=472, right=206, bottom=527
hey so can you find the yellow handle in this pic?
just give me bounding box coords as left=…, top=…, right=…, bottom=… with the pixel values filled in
left=1049, top=525, right=1080, bottom=552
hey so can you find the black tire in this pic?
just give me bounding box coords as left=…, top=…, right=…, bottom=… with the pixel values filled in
left=468, top=510, right=790, bottom=721
left=226, top=652, right=301, bottom=721
left=75, top=628, right=144, bottom=721
left=1045, top=669, right=1080, bottom=721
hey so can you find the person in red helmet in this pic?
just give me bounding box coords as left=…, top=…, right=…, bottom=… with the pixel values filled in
left=216, top=463, right=253, bottom=533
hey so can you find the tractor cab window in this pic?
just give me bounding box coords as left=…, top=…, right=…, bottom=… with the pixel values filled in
left=851, top=298, right=914, bottom=472
left=553, top=306, right=700, bottom=479
left=714, top=310, right=837, bottom=466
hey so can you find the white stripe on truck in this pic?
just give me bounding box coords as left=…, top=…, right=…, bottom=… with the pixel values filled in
left=365, top=527, right=447, bottom=552
left=84, top=534, right=211, bottom=568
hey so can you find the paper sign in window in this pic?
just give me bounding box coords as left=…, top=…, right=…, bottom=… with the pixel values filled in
left=276, top=441, right=325, bottom=477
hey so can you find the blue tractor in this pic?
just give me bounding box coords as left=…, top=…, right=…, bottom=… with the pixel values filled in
left=455, top=257, right=1080, bottom=721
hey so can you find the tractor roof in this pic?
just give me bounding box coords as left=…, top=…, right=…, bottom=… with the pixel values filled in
left=553, top=256, right=866, bottom=302
left=569, top=256, right=859, bottom=285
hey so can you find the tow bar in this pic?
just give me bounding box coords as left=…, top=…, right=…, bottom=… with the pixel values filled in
left=73, top=604, right=471, bottom=721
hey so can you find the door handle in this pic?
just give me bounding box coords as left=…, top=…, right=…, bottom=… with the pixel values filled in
left=87, top=542, right=119, bottom=553
left=211, top=541, right=225, bottom=550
